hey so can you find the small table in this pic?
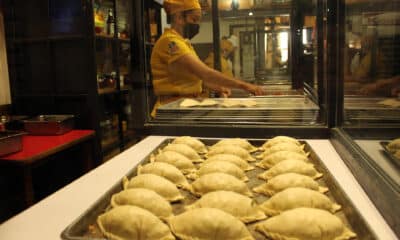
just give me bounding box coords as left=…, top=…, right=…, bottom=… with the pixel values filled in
left=0, top=130, right=95, bottom=207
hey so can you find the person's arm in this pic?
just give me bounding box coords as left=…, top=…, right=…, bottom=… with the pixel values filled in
left=169, top=54, right=265, bottom=95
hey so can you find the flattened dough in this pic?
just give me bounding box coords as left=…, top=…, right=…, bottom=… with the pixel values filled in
left=256, top=150, right=309, bottom=169
left=138, top=162, right=190, bottom=190
left=180, top=98, right=201, bottom=107
left=190, top=160, right=248, bottom=181
left=97, top=205, right=175, bottom=240
left=257, top=159, right=322, bottom=180
left=168, top=208, right=254, bottom=240
left=205, top=154, right=254, bottom=171
left=172, top=136, right=207, bottom=154
left=186, top=191, right=266, bottom=223
left=110, top=188, right=173, bottom=220
left=191, top=172, right=253, bottom=197
left=255, top=208, right=356, bottom=240
left=253, top=173, right=328, bottom=196
left=212, top=138, right=258, bottom=152
left=259, top=187, right=341, bottom=216
left=207, top=145, right=255, bottom=162
left=123, top=174, right=184, bottom=202
left=199, top=98, right=218, bottom=106
left=153, top=151, right=196, bottom=174
left=162, top=143, right=203, bottom=163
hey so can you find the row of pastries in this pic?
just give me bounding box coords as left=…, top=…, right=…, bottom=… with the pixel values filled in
left=94, top=136, right=357, bottom=240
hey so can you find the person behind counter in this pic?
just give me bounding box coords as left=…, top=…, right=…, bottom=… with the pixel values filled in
left=150, top=0, right=264, bottom=117
left=204, top=37, right=236, bottom=78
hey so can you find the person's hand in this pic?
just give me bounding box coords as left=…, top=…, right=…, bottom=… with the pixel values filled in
left=219, top=87, right=231, bottom=98
left=245, top=83, right=265, bottom=96
left=359, top=83, right=378, bottom=95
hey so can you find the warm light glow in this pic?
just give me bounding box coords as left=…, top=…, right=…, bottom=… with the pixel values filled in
left=248, top=11, right=253, bottom=16
left=302, top=29, right=308, bottom=44
left=278, top=32, right=288, bottom=62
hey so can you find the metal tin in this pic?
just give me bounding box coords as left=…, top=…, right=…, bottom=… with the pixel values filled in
left=61, top=138, right=377, bottom=240
left=23, top=115, right=74, bottom=135
left=0, top=131, right=25, bottom=156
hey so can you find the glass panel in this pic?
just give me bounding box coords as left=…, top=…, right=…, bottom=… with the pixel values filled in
left=49, top=0, right=85, bottom=36
left=145, top=0, right=325, bottom=125
left=96, top=39, right=117, bottom=93
left=119, top=42, right=131, bottom=88
left=93, top=0, right=115, bottom=37
left=116, top=0, right=132, bottom=39
left=341, top=1, right=400, bottom=189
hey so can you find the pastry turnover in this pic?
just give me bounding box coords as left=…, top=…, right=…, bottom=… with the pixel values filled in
left=258, top=142, right=307, bottom=158
left=97, top=205, right=175, bottom=240
left=152, top=151, right=196, bottom=174
left=253, top=173, right=328, bottom=196
left=123, top=174, right=184, bottom=202
left=189, top=160, right=248, bottom=181
left=190, top=172, right=253, bottom=197
left=138, top=162, right=190, bottom=190
left=162, top=143, right=203, bottom=163
left=262, top=136, right=301, bottom=149
left=205, top=154, right=254, bottom=171
left=186, top=191, right=266, bottom=223
left=180, top=98, right=201, bottom=107
left=255, top=208, right=356, bottom=240
left=212, top=138, right=258, bottom=152
left=168, top=208, right=254, bottom=240
left=257, top=159, right=323, bottom=180
left=172, top=136, right=208, bottom=154
left=207, top=145, right=256, bottom=162
left=387, top=138, right=400, bottom=153
left=110, top=188, right=173, bottom=220
left=256, top=150, right=309, bottom=169
left=259, top=187, right=341, bottom=216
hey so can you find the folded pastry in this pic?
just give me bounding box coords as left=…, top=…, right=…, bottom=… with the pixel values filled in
left=253, top=173, right=328, bottom=196
left=180, top=98, right=200, bottom=107
left=186, top=191, right=266, bottom=223
left=172, top=136, right=207, bottom=154
left=97, top=205, right=175, bottom=240
left=168, top=208, right=254, bottom=240
left=257, top=159, right=322, bottom=180
left=152, top=151, right=196, bottom=174
left=162, top=143, right=203, bottom=163
left=138, top=162, right=190, bottom=190
left=387, top=138, right=400, bottom=153
left=212, top=138, right=258, bottom=152
left=259, top=187, right=341, bottom=216
left=110, top=188, right=173, bottom=220
left=190, top=172, right=253, bottom=197
left=189, top=160, right=248, bottom=182
left=205, top=154, right=254, bottom=171
left=256, top=150, right=309, bottom=169
left=255, top=208, right=356, bottom=240
left=123, top=174, right=184, bottom=202
left=262, top=136, right=301, bottom=149
left=207, top=145, right=256, bottom=162
left=258, top=142, right=307, bottom=158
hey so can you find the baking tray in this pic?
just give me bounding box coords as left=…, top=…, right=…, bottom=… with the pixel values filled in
left=380, top=141, right=400, bottom=168
left=344, top=97, right=400, bottom=123
left=23, top=115, right=74, bottom=135
left=61, top=138, right=377, bottom=240
left=0, top=131, right=25, bottom=156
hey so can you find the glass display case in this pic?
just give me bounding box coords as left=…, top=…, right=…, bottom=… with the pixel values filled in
left=329, top=0, right=400, bottom=236
left=132, top=0, right=333, bottom=138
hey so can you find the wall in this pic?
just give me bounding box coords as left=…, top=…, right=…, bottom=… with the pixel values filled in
left=0, top=11, right=11, bottom=105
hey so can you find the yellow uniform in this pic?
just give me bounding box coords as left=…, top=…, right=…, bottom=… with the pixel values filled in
left=151, top=28, right=203, bottom=116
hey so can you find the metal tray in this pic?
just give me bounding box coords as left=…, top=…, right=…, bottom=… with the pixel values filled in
left=23, top=115, right=74, bottom=135
left=0, top=131, right=25, bottom=156
left=380, top=141, right=400, bottom=169
left=61, top=138, right=377, bottom=240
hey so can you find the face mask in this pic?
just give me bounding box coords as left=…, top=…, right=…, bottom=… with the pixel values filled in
left=183, top=23, right=200, bottom=39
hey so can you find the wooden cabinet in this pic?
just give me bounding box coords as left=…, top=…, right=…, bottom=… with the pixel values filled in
left=2, top=0, right=137, bottom=163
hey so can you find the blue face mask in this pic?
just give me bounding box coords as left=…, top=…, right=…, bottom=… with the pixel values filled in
left=183, top=23, right=200, bottom=39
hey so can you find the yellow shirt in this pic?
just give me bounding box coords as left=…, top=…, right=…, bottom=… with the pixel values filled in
left=151, top=28, right=203, bottom=96
left=204, top=52, right=234, bottom=78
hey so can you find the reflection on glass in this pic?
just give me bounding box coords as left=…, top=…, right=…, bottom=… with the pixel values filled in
left=343, top=0, right=400, bottom=126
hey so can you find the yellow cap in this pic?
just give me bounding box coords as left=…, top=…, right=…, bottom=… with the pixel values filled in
left=163, top=0, right=201, bottom=15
